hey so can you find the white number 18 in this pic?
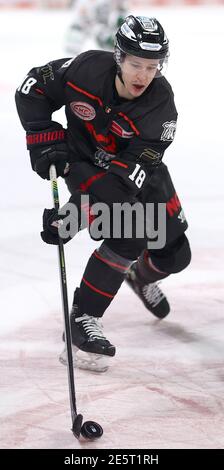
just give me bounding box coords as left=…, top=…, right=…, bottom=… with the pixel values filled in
left=17, top=76, right=37, bottom=95
left=128, top=163, right=146, bottom=188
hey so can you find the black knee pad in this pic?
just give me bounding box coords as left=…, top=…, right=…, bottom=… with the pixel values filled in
left=105, top=238, right=145, bottom=261
left=149, top=234, right=191, bottom=274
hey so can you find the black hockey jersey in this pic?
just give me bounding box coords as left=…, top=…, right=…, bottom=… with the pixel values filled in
left=15, top=50, right=178, bottom=202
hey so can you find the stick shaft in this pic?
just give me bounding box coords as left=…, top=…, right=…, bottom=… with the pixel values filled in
left=49, top=165, right=78, bottom=424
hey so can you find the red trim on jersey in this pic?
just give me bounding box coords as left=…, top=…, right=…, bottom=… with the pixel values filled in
left=166, top=193, right=181, bottom=217
left=67, top=81, right=103, bottom=107
left=79, top=172, right=106, bottom=192
left=82, top=277, right=115, bottom=298
left=85, top=122, right=117, bottom=153
left=35, top=88, right=44, bottom=95
left=80, top=202, right=95, bottom=225
left=94, top=250, right=127, bottom=272
left=118, top=112, right=140, bottom=136
left=111, top=160, right=128, bottom=169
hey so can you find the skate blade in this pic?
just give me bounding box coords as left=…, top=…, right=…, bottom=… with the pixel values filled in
left=59, top=346, right=110, bottom=373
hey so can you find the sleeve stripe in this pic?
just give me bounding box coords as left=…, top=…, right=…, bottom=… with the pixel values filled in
left=111, top=160, right=128, bottom=169
left=34, top=88, right=44, bottom=95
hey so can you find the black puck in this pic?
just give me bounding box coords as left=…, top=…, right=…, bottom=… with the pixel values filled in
left=80, top=421, right=103, bottom=440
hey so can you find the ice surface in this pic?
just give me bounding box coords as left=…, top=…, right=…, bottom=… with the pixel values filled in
left=0, top=6, right=224, bottom=449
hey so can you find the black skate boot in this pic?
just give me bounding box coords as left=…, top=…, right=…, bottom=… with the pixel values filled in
left=68, top=288, right=115, bottom=357
left=125, top=262, right=170, bottom=319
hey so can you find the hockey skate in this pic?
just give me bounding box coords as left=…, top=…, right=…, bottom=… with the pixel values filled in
left=125, top=262, right=170, bottom=319
left=59, top=346, right=110, bottom=373
left=59, top=288, right=115, bottom=373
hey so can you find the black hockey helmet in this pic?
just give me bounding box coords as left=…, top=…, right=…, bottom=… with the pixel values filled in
left=115, top=15, right=169, bottom=60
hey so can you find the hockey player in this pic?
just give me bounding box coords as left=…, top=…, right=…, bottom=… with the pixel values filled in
left=64, top=0, right=127, bottom=55
left=15, top=15, right=191, bottom=370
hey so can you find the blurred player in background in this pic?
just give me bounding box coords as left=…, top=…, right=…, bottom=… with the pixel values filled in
left=65, top=0, right=128, bottom=55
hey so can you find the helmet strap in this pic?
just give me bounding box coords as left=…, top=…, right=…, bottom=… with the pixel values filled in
left=117, top=67, right=125, bottom=85
left=114, top=46, right=126, bottom=86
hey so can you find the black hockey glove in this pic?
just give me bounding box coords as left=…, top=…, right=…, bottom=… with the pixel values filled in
left=41, top=189, right=98, bottom=245
left=26, top=123, right=69, bottom=180
left=40, top=208, right=73, bottom=245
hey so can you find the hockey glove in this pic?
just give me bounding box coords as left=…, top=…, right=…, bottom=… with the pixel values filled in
left=41, top=189, right=98, bottom=245
left=26, top=122, right=69, bottom=180
left=40, top=208, right=73, bottom=245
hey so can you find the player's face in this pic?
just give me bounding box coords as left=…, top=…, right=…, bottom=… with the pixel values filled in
left=118, top=55, right=159, bottom=99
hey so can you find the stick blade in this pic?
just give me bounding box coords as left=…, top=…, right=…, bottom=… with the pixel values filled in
left=72, top=413, right=83, bottom=439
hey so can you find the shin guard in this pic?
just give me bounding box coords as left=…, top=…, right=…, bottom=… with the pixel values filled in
left=79, top=242, right=133, bottom=317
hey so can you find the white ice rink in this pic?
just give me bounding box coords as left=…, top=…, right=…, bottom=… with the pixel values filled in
left=0, top=5, right=224, bottom=449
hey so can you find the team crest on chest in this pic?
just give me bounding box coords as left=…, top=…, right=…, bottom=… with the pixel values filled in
left=161, top=121, right=177, bottom=141
left=70, top=101, right=96, bottom=121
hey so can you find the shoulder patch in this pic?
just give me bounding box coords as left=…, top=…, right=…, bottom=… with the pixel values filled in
left=139, top=148, right=162, bottom=165
left=161, top=121, right=177, bottom=141
left=40, top=64, right=54, bottom=84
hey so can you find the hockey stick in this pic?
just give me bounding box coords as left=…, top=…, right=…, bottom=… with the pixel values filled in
left=49, top=164, right=83, bottom=439
left=49, top=165, right=103, bottom=440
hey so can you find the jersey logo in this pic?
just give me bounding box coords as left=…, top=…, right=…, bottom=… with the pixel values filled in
left=40, top=64, right=54, bottom=84
left=161, top=121, right=177, bottom=141
left=139, top=148, right=162, bottom=165
left=110, top=121, right=134, bottom=139
left=94, top=148, right=115, bottom=170
left=70, top=101, right=96, bottom=121
left=178, top=209, right=186, bottom=224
